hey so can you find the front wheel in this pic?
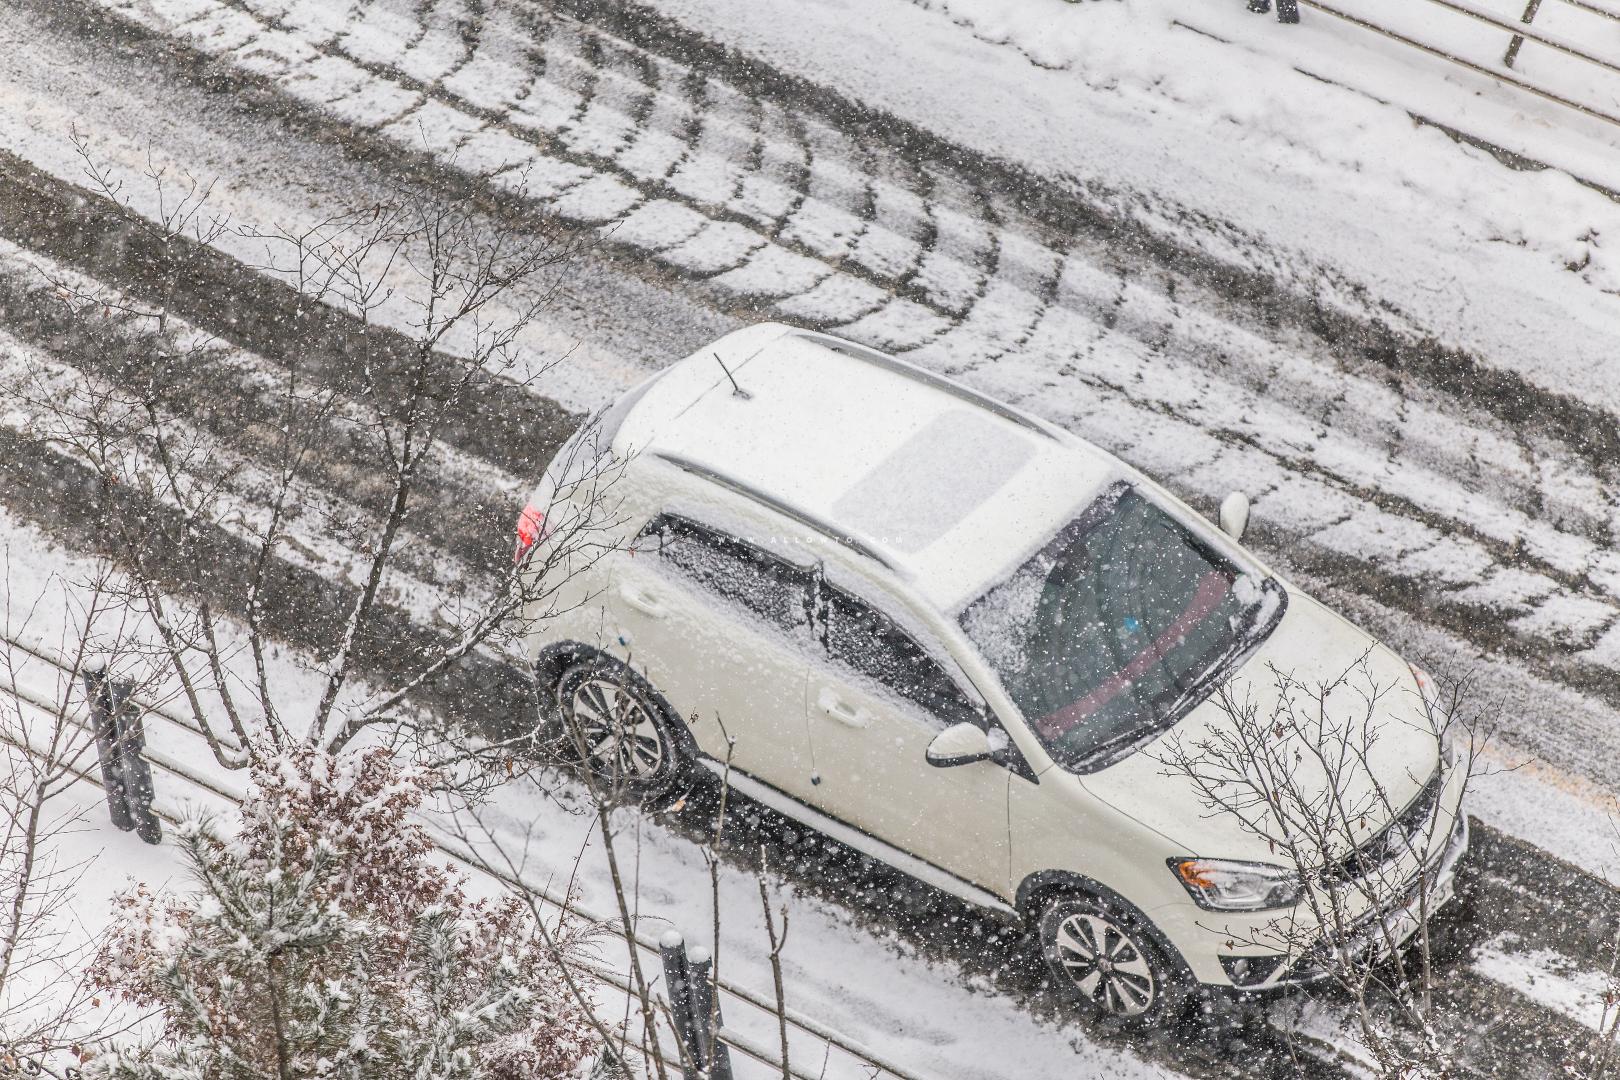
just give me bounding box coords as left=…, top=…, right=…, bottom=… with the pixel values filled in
left=1037, top=895, right=1189, bottom=1026
left=555, top=659, right=686, bottom=797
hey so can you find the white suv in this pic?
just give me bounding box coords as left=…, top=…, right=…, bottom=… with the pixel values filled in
left=516, top=323, right=1468, bottom=1022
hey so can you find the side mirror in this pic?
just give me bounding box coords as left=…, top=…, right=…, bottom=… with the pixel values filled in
left=926, top=722, right=994, bottom=768
left=1219, top=491, right=1250, bottom=543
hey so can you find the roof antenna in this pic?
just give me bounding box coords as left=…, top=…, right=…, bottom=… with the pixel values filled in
left=714, top=352, right=751, bottom=400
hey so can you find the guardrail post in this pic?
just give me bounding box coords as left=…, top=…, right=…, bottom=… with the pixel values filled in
left=81, top=666, right=162, bottom=845
left=83, top=666, right=134, bottom=834
left=1505, top=0, right=1545, bottom=67
left=1246, top=0, right=1299, bottom=23
left=660, top=930, right=703, bottom=1072
left=687, top=945, right=734, bottom=1080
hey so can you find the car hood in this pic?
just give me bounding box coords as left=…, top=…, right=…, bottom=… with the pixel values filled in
left=1078, top=587, right=1441, bottom=865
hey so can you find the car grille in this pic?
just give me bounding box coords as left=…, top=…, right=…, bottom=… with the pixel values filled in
left=1283, top=810, right=1466, bottom=984
left=1319, top=768, right=1445, bottom=888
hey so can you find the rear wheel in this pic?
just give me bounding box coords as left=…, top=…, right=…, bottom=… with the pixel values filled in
left=1037, top=894, right=1189, bottom=1026
left=555, top=658, right=686, bottom=796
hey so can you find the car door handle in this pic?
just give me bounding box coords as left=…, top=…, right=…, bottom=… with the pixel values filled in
left=618, top=584, right=666, bottom=619
left=816, top=688, right=869, bottom=729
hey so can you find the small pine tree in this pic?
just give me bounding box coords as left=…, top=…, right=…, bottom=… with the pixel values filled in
left=86, top=747, right=597, bottom=1079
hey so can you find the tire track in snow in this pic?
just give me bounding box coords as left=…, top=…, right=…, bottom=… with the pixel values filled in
left=0, top=241, right=530, bottom=580
left=9, top=10, right=1620, bottom=791
left=0, top=149, right=583, bottom=485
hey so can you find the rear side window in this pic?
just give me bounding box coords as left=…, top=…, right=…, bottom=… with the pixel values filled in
left=641, top=515, right=811, bottom=634
left=820, top=582, right=981, bottom=730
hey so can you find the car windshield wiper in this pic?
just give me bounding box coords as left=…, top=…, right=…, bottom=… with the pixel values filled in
left=1069, top=718, right=1172, bottom=771
left=1066, top=583, right=1288, bottom=773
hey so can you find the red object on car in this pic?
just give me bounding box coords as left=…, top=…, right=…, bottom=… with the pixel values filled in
left=514, top=503, right=548, bottom=563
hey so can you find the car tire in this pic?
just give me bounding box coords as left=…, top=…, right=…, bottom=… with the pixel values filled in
left=554, top=657, right=688, bottom=798
left=1037, top=893, right=1191, bottom=1027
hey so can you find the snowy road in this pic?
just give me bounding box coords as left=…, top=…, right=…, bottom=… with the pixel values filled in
left=2, top=0, right=1619, bottom=1075
left=18, top=0, right=1620, bottom=778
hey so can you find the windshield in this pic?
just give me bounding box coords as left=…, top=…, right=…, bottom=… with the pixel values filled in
left=959, top=483, right=1285, bottom=771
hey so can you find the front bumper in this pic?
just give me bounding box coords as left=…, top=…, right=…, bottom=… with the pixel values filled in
left=1210, top=810, right=1471, bottom=993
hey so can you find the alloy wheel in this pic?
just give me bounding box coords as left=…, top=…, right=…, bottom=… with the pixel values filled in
left=567, top=675, right=667, bottom=780
left=1052, top=912, right=1158, bottom=1017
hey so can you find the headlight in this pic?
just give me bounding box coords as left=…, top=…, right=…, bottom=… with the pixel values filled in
left=1411, top=662, right=1464, bottom=766
left=1441, top=724, right=1465, bottom=769
left=1171, top=858, right=1302, bottom=911
left=1408, top=662, right=1443, bottom=718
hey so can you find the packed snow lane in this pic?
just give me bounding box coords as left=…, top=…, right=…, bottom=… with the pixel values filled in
left=619, top=0, right=1620, bottom=429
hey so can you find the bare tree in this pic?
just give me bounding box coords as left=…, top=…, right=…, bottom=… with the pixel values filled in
left=443, top=697, right=816, bottom=1080
left=5, top=135, right=627, bottom=782
left=756, top=848, right=792, bottom=1080
left=1156, top=653, right=1486, bottom=1078
left=1563, top=823, right=1620, bottom=1080
left=1583, top=922, right=1620, bottom=1080
left=443, top=797, right=685, bottom=1080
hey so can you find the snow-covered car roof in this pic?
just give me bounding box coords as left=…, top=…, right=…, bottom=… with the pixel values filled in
left=617, top=324, right=1123, bottom=611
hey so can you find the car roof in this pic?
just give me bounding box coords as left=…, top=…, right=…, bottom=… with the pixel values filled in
left=616, top=324, right=1123, bottom=611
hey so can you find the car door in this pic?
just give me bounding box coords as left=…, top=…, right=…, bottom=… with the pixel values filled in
left=609, top=513, right=820, bottom=801
left=804, top=576, right=1012, bottom=896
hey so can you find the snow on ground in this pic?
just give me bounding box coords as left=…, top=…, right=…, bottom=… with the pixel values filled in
left=903, top=0, right=1620, bottom=179
left=0, top=735, right=174, bottom=1065
left=1471, top=747, right=1620, bottom=884
left=4, top=1, right=1620, bottom=1070
left=1473, top=937, right=1617, bottom=1034
left=645, top=0, right=1620, bottom=420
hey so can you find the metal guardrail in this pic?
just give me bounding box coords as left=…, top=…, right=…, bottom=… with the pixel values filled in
left=1251, top=0, right=1620, bottom=131
left=0, top=631, right=925, bottom=1080
left=1501, top=0, right=1620, bottom=69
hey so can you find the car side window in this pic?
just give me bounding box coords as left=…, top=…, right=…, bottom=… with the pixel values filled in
left=819, top=581, right=981, bottom=730
left=640, top=514, right=811, bottom=634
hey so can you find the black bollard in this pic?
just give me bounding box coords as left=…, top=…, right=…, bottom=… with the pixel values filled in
left=687, top=945, right=734, bottom=1080
left=659, top=930, right=702, bottom=1071
left=1247, top=0, right=1299, bottom=22
left=83, top=666, right=135, bottom=834
left=81, top=667, right=162, bottom=845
